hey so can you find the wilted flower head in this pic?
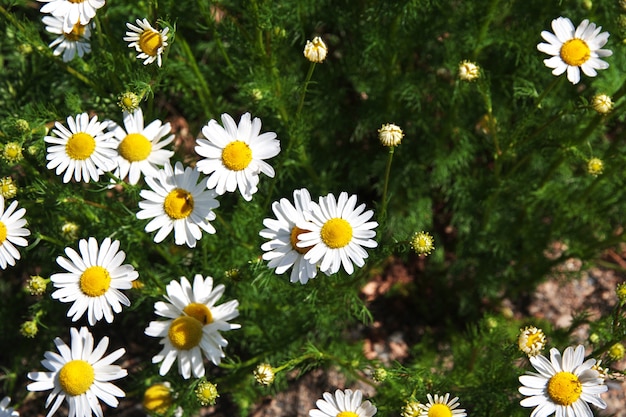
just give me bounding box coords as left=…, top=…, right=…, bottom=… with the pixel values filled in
left=592, top=93, right=613, bottom=114
left=410, top=231, right=435, bottom=255
left=254, top=363, right=275, bottom=386
left=304, top=36, right=328, bottom=63
left=518, top=326, right=546, bottom=356
left=458, top=60, right=480, bottom=81
left=587, top=158, right=604, bottom=176
left=195, top=380, right=219, bottom=406
left=378, top=123, right=404, bottom=147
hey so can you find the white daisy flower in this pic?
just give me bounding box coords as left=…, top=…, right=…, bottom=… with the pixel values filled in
left=519, top=345, right=608, bottom=417
left=136, top=161, right=220, bottom=248
left=418, top=393, right=466, bottom=417
left=195, top=112, right=281, bottom=201
left=297, top=192, right=378, bottom=275
left=38, top=0, right=105, bottom=34
left=108, top=108, right=174, bottom=185
left=260, top=188, right=322, bottom=284
left=144, top=274, right=240, bottom=379
left=45, top=112, right=117, bottom=183
left=537, top=17, right=612, bottom=85
left=27, top=326, right=127, bottom=417
left=0, top=397, right=19, bottom=417
left=0, top=196, right=30, bottom=270
left=43, top=15, right=91, bottom=62
left=123, top=18, right=169, bottom=67
left=309, top=389, right=377, bottom=417
left=50, top=237, right=139, bottom=326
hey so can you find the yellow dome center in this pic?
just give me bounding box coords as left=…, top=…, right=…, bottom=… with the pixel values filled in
left=143, top=384, right=173, bottom=414
left=427, top=404, right=452, bottom=417
left=320, top=218, right=353, bottom=249
left=139, top=30, right=162, bottom=57
left=525, top=332, right=542, bottom=348
left=168, top=316, right=203, bottom=350
left=58, top=360, right=95, bottom=396
left=560, top=39, right=591, bottom=66
left=80, top=266, right=112, bottom=297
left=547, top=371, right=582, bottom=406
left=66, top=132, right=96, bottom=160
left=0, top=222, right=6, bottom=243
left=222, top=141, right=252, bottom=171
left=163, top=188, right=194, bottom=220
left=290, top=226, right=312, bottom=254
left=118, top=133, right=152, bottom=162
left=183, top=302, right=213, bottom=325
left=337, top=412, right=358, bottom=417
left=64, top=23, right=86, bottom=41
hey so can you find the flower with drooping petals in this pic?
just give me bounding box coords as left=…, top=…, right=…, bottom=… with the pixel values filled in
left=0, top=196, right=30, bottom=270
left=309, top=389, right=377, bottom=417
left=124, top=18, right=169, bottom=67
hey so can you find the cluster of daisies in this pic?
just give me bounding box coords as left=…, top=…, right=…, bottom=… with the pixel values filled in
left=39, top=0, right=169, bottom=65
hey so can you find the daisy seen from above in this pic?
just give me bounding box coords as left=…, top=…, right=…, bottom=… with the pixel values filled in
left=296, top=192, right=378, bottom=275
left=418, top=393, right=466, bottom=417
left=27, top=326, right=126, bottom=417
left=0, top=196, right=30, bottom=270
left=43, top=15, right=91, bottom=62
left=124, top=18, right=169, bottom=67
left=519, top=344, right=608, bottom=417
left=50, top=237, right=139, bottom=326
left=45, top=112, right=117, bottom=183
left=537, top=17, right=612, bottom=85
left=195, top=112, right=281, bottom=201
left=0, top=397, right=19, bottom=417
left=38, top=0, right=105, bottom=33
left=144, top=274, right=240, bottom=379
left=136, top=161, right=220, bottom=248
left=108, top=108, right=174, bottom=185
left=260, top=188, right=324, bottom=285
left=309, top=389, right=377, bottom=417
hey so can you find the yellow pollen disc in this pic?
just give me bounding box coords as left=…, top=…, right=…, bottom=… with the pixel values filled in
left=183, top=302, right=213, bottom=325
left=560, top=39, right=591, bottom=66
left=222, top=141, right=252, bottom=171
left=118, top=133, right=152, bottom=162
left=168, top=316, right=203, bottom=350
left=58, top=360, right=95, bottom=396
left=0, top=222, right=6, bottom=243
left=526, top=332, right=542, bottom=348
left=66, top=132, right=96, bottom=160
left=427, top=404, right=453, bottom=417
left=547, top=371, right=583, bottom=406
left=64, top=23, right=86, bottom=41
left=139, top=30, right=163, bottom=57
left=337, top=412, right=359, bottom=417
left=163, top=188, right=194, bottom=220
left=320, top=218, right=353, bottom=249
left=80, top=266, right=112, bottom=297
left=143, top=384, right=173, bottom=414
left=290, top=226, right=312, bottom=254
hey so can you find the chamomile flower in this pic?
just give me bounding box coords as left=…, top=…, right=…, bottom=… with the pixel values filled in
left=296, top=192, right=378, bottom=275
left=195, top=112, right=281, bottom=201
left=50, top=237, right=138, bottom=325
left=43, top=15, right=91, bottom=62
left=309, top=389, right=377, bottom=417
left=27, top=326, right=126, bottom=417
left=0, top=196, right=30, bottom=270
left=108, top=108, right=174, bottom=185
left=0, top=397, right=18, bottom=417
left=124, top=18, right=169, bottom=67
left=45, top=113, right=117, bottom=183
left=144, top=274, right=240, bottom=379
left=38, top=0, right=105, bottom=33
left=136, top=162, right=219, bottom=248
left=260, top=188, right=322, bottom=284
left=537, top=17, right=612, bottom=85
left=519, top=345, right=608, bottom=417
left=518, top=326, right=547, bottom=357
left=418, top=393, right=466, bottom=417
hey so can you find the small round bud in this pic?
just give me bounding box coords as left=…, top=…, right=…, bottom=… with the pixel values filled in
left=254, top=363, right=275, bottom=386
left=587, top=158, right=604, bottom=177
left=591, top=94, right=613, bottom=114
left=15, top=119, right=30, bottom=135
left=458, top=60, right=480, bottom=81
left=372, top=367, right=388, bottom=382
left=195, top=380, right=219, bottom=406
left=27, top=275, right=48, bottom=296
left=20, top=320, right=38, bottom=338
left=304, top=36, right=328, bottom=63
left=0, top=177, right=18, bottom=199
left=143, top=383, right=174, bottom=415
left=378, top=123, right=404, bottom=147
left=118, top=92, right=140, bottom=113
left=608, top=342, right=625, bottom=361
left=616, top=282, right=626, bottom=305
left=2, top=142, right=23, bottom=164
left=61, top=222, right=80, bottom=241
left=410, top=231, right=435, bottom=255
left=589, top=333, right=600, bottom=344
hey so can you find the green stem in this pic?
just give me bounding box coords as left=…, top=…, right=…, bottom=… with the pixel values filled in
left=177, top=36, right=218, bottom=119
left=472, top=0, right=501, bottom=59
left=380, top=147, right=395, bottom=221
left=295, top=62, right=317, bottom=121
left=534, top=76, right=563, bottom=109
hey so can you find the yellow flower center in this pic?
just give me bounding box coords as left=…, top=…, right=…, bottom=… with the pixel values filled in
left=320, top=218, right=353, bottom=249
left=290, top=226, right=312, bottom=254
left=547, top=371, right=582, bottom=406
left=222, top=141, right=252, bottom=171
left=66, top=132, right=96, bottom=160
left=0, top=222, right=6, bottom=244
left=58, top=360, right=95, bottom=396
left=139, top=30, right=163, bottom=57
left=118, top=133, right=152, bottom=162
left=143, top=384, right=173, bottom=414
left=560, top=39, right=591, bottom=67
left=80, top=266, right=111, bottom=297
left=525, top=332, right=543, bottom=348
left=163, top=188, right=194, bottom=220
left=64, top=23, right=86, bottom=41
left=168, top=316, right=203, bottom=350
left=427, top=404, right=453, bottom=417
left=337, top=412, right=358, bottom=417
left=183, top=302, right=213, bottom=325
left=68, top=0, right=86, bottom=3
